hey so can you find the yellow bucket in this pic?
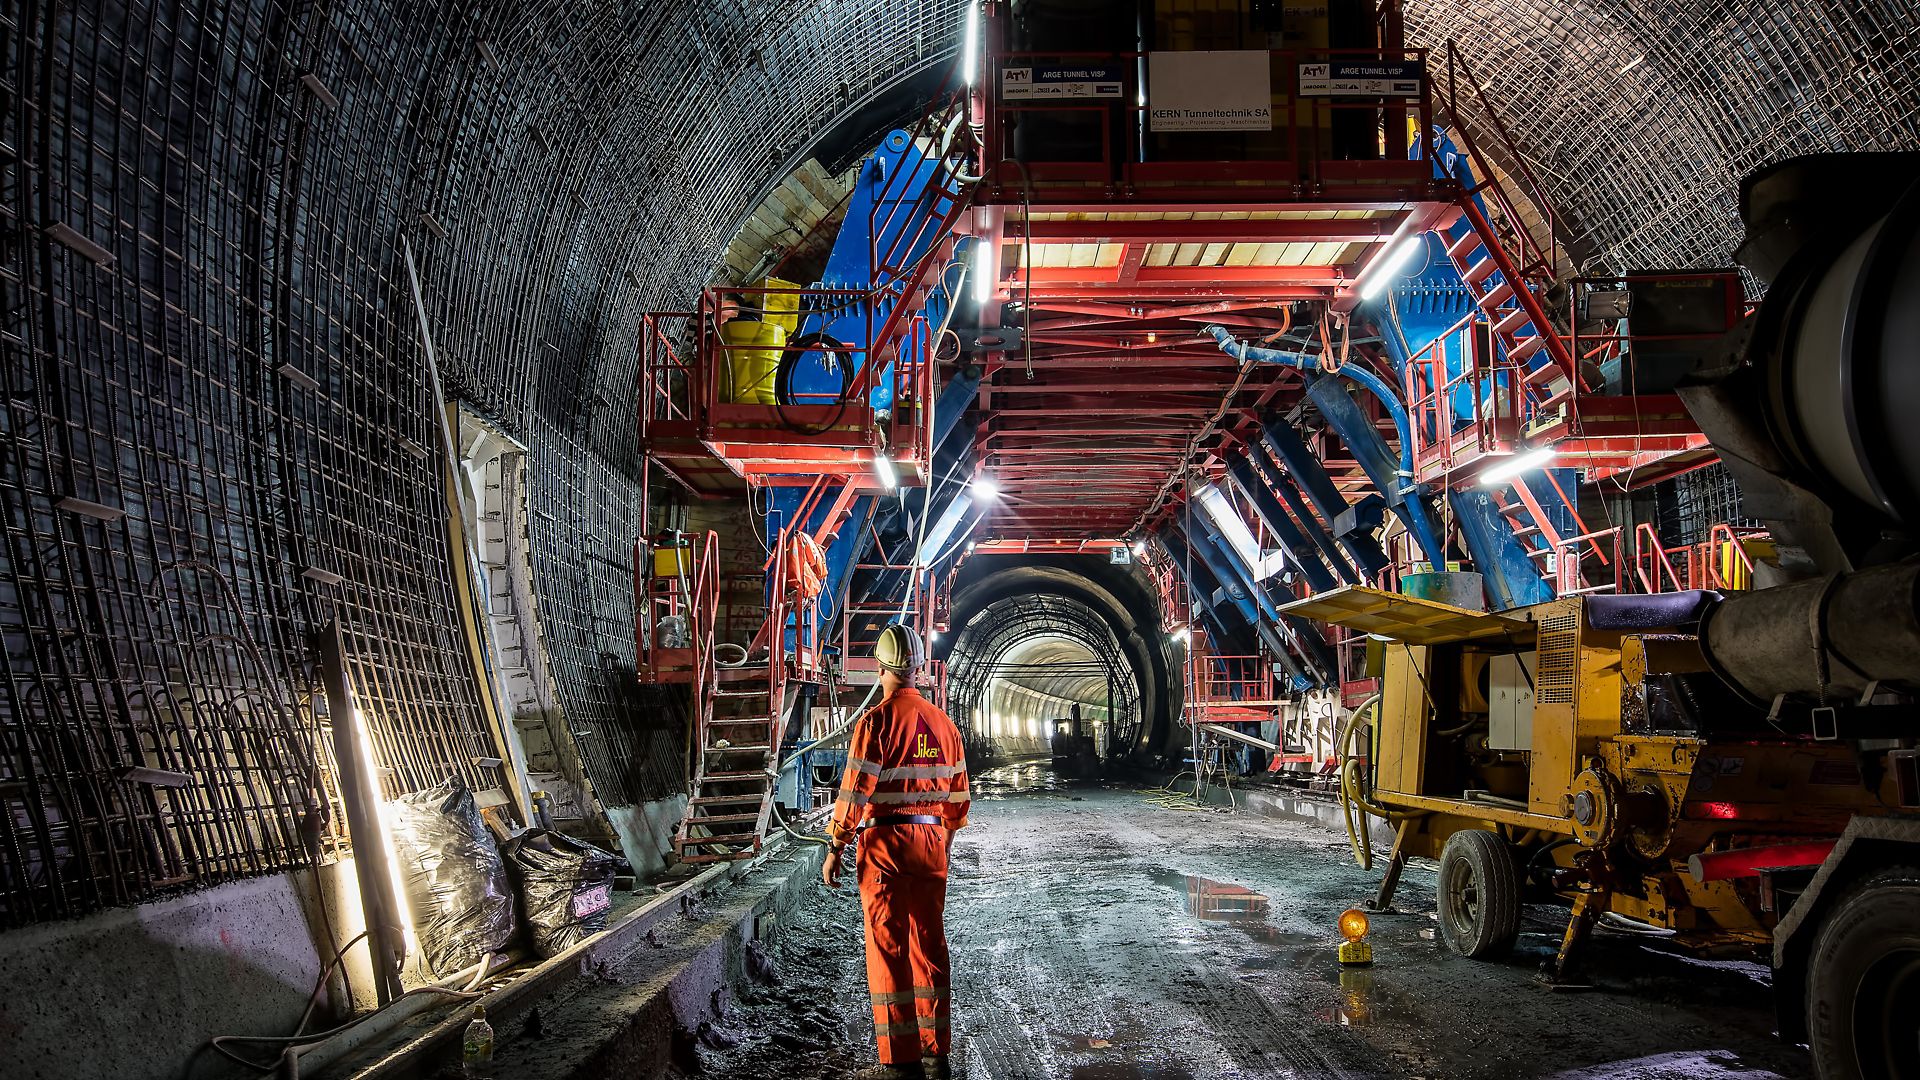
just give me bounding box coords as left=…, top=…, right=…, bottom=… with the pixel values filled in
left=718, top=320, right=784, bottom=404
left=756, top=276, right=801, bottom=336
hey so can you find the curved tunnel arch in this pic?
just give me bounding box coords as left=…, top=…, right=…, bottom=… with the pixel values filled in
left=945, top=593, right=1144, bottom=761
left=935, top=557, right=1181, bottom=767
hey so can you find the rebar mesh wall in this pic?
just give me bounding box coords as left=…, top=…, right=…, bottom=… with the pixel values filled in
left=1407, top=0, right=1920, bottom=270
left=3, top=0, right=959, bottom=927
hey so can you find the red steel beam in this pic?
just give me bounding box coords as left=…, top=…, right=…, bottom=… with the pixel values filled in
left=1012, top=217, right=1403, bottom=244
left=1025, top=265, right=1344, bottom=287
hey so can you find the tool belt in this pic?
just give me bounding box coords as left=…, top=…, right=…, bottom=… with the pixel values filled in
left=860, top=813, right=942, bottom=830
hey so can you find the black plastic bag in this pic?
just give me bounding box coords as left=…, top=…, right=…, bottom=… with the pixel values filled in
left=502, top=830, right=628, bottom=958
left=389, top=778, right=516, bottom=977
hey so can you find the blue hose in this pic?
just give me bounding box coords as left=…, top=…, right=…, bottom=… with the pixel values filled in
left=1207, top=324, right=1447, bottom=563
left=1206, top=325, right=1415, bottom=480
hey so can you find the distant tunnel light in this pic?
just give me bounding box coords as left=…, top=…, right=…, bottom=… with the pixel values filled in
left=1478, top=445, right=1559, bottom=486
left=962, top=2, right=980, bottom=87
left=1357, top=235, right=1426, bottom=302
left=972, top=237, right=995, bottom=305
left=873, top=454, right=900, bottom=491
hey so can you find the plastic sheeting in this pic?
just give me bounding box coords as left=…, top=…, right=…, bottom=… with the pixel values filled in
left=502, top=830, right=630, bottom=958
left=390, top=779, right=517, bottom=977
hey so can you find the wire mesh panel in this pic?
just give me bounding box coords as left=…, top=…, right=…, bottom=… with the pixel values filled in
left=1657, top=462, right=1759, bottom=548
left=2, top=0, right=966, bottom=927
left=1406, top=0, right=1920, bottom=273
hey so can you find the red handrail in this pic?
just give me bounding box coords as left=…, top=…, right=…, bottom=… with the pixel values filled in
left=1706, top=525, right=1763, bottom=591
left=1190, top=652, right=1281, bottom=708
left=692, top=531, right=719, bottom=736
left=1442, top=40, right=1560, bottom=281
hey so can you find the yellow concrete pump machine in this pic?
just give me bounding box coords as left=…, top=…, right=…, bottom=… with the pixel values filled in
left=1291, top=585, right=1895, bottom=980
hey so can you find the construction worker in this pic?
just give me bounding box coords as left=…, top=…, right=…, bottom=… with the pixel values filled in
left=823, top=623, right=969, bottom=1080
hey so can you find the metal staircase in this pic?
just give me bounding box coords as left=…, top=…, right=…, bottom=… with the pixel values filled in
left=637, top=524, right=822, bottom=865
left=1439, top=205, right=1577, bottom=412
left=1485, top=473, right=1613, bottom=596
left=634, top=91, right=979, bottom=862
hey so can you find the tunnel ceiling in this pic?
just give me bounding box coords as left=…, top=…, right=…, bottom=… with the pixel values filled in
left=996, top=635, right=1118, bottom=708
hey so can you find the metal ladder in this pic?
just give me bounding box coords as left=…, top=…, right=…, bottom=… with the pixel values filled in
left=673, top=523, right=822, bottom=864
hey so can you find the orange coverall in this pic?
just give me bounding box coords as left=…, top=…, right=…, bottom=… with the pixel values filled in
left=828, top=687, right=970, bottom=1064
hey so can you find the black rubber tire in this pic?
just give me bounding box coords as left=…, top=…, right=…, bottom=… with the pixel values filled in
left=1807, top=865, right=1920, bottom=1080
left=1436, top=829, right=1522, bottom=959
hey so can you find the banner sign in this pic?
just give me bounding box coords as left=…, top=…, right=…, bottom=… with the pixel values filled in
left=1298, top=59, right=1426, bottom=98
left=1148, top=50, right=1272, bottom=132
left=1000, top=65, right=1126, bottom=101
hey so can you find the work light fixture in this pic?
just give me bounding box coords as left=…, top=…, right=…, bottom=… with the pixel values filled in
left=972, top=236, right=995, bottom=305
left=971, top=476, right=1000, bottom=498
left=962, top=3, right=979, bottom=87
left=873, top=454, right=900, bottom=491
left=1357, top=234, right=1425, bottom=301
left=1478, top=444, right=1560, bottom=486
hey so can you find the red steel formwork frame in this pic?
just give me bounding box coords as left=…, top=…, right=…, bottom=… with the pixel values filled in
left=967, top=0, right=1460, bottom=545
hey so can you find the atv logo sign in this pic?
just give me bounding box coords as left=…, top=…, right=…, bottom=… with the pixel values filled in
left=1000, top=65, right=1124, bottom=101
left=1297, top=59, right=1425, bottom=98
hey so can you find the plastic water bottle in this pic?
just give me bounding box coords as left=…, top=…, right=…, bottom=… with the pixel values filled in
left=461, top=1005, right=494, bottom=1078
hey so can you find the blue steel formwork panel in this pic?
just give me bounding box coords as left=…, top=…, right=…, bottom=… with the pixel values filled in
left=1222, top=456, right=1341, bottom=593
left=1362, top=129, right=1562, bottom=610
left=790, top=130, right=965, bottom=414
left=763, top=129, right=976, bottom=652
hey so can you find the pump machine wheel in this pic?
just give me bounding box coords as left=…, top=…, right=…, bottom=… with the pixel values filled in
left=1436, top=829, right=1523, bottom=960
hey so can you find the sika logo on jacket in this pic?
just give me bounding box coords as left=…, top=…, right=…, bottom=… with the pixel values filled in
left=911, top=717, right=944, bottom=761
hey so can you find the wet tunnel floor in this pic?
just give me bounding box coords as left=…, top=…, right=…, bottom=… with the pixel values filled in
left=685, top=763, right=1811, bottom=1079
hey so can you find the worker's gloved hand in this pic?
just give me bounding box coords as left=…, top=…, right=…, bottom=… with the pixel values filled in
left=822, top=844, right=845, bottom=888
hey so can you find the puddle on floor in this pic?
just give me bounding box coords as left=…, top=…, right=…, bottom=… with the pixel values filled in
left=1148, top=868, right=1418, bottom=1031
left=1181, top=873, right=1270, bottom=923
left=1057, top=1026, right=1200, bottom=1080
left=1068, top=1066, right=1198, bottom=1080
left=973, top=760, right=1065, bottom=799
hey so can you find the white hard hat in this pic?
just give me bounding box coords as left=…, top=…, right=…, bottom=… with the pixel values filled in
left=875, top=623, right=925, bottom=675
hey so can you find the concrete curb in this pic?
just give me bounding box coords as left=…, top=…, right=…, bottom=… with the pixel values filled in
left=314, top=841, right=826, bottom=1080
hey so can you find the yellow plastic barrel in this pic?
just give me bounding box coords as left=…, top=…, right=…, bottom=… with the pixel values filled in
left=718, top=320, right=785, bottom=404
